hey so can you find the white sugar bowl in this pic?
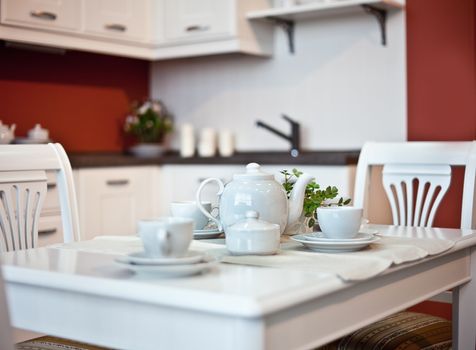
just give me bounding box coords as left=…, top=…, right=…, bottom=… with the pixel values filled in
left=27, top=124, right=49, bottom=141
left=226, top=210, right=280, bottom=255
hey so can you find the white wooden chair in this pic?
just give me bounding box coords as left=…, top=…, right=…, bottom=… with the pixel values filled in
left=322, top=141, right=476, bottom=350
left=354, top=141, right=476, bottom=228
left=0, top=144, right=109, bottom=350
left=0, top=143, right=80, bottom=251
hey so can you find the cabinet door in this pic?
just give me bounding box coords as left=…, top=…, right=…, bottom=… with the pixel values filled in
left=158, top=165, right=242, bottom=215
left=164, top=0, right=234, bottom=44
left=38, top=215, right=63, bottom=247
left=76, top=167, right=157, bottom=240
left=1, top=0, right=80, bottom=32
left=83, top=0, right=149, bottom=42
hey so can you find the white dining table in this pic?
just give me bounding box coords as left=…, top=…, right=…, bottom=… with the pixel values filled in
left=2, top=224, right=476, bottom=350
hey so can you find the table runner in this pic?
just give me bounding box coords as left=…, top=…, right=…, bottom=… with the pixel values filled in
left=53, top=234, right=455, bottom=282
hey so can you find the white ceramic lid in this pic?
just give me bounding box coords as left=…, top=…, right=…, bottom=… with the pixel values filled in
left=228, top=210, right=280, bottom=234
left=28, top=124, right=49, bottom=140
left=233, top=163, right=273, bottom=180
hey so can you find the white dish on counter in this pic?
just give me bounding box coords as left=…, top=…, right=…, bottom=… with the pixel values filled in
left=193, top=228, right=224, bottom=239
left=291, top=234, right=379, bottom=253
left=14, top=137, right=51, bottom=144
left=305, top=232, right=375, bottom=242
left=115, top=256, right=217, bottom=277
left=115, top=250, right=205, bottom=265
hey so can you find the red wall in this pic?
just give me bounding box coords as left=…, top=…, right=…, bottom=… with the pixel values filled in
left=405, top=0, right=475, bottom=321
left=407, top=0, right=475, bottom=142
left=0, top=47, right=149, bottom=152
left=406, top=0, right=475, bottom=230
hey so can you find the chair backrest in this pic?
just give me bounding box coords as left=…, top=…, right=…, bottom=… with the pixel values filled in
left=0, top=143, right=80, bottom=252
left=354, top=141, right=476, bottom=229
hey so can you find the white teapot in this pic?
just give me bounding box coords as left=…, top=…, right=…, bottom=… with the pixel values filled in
left=196, top=163, right=314, bottom=235
left=0, top=120, right=16, bottom=144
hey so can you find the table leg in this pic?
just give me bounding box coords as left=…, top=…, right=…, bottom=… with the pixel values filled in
left=452, top=247, right=476, bottom=350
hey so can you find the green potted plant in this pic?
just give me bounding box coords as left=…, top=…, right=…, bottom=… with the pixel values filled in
left=281, top=168, right=351, bottom=232
left=124, top=99, right=173, bottom=157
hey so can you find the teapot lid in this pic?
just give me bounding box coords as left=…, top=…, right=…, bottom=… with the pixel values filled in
left=233, top=163, right=273, bottom=180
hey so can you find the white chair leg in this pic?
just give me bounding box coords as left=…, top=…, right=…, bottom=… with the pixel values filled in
left=452, top=246, right=476, bottom=350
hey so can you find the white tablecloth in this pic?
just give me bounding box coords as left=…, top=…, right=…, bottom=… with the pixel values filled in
left=53, top=234, right=455, bottom=282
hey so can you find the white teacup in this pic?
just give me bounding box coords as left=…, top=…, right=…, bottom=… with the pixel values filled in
left=316, top=206, right=363, bottom=239
left=170, top=201, right=212, bottom=230
left=138, top=217, right=194, bottom=258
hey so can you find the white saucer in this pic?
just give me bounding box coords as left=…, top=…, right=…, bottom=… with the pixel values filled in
left=193, top=228, right=224, bottom=239
left=292, top=234, right=379, bottom=253
left=115, top=256, right=217, bottom=277
left=115, top=250, right=205, bottom=266
left=14, top=137, right=52, bottom=144
left=304, top=232, right=375, bottom=242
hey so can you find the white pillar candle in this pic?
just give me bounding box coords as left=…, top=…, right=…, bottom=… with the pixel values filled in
left=180, top=123, right=195, bottom=158
left=218, top=129, right=234, bottom=157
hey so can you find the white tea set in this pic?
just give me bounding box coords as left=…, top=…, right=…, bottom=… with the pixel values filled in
left=0, top=121, right=51, bottom=144
left=117, top=163, right=375, bottom=275
left=115, top=217, right=217, bottom=277
left=291, top=206, right=379, bottom=253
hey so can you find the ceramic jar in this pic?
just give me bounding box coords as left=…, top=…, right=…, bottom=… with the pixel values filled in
left=0, top=121, right=15, bottom=144
left=226, top=211, right=280, bottom=255
left=27, top=124, right=49, bottom=141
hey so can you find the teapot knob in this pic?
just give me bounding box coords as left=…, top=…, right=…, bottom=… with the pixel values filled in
left=246, top=162, right=261, bottom=173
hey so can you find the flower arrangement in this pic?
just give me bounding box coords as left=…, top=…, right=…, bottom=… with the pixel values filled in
left=281, top=168, right=351, bottom=228
left=124, top=99, right=173, bottom=144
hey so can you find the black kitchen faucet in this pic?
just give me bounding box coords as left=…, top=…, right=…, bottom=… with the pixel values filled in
left=256, top=114, right=301, bottom=157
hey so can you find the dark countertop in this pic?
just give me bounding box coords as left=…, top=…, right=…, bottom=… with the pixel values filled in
left=68, top=150, right=360, bottom=168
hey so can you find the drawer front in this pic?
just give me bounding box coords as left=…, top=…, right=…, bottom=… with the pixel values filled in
left=38, top=215, right=63, bottom=247
left=77, top=167, right=155, bottom=239
left=42, top=171, right=60, bottom=214
left=164, top=0, right=234, bottom=43
left=83, top=0, right=148, bottom=42
left=1, top=0, right=81, bottom=31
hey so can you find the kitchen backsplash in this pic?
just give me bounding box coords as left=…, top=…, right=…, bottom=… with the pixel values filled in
left=151, top=9, right=406, bottom=151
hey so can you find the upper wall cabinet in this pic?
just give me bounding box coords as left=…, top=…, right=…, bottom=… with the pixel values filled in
left=1, top=0, right=81, bottom=32
left=0, top=0, right=273, bottom=60
left=164, top=0, right=234, bottom=43
left=83, top=0, right=149, bottom=43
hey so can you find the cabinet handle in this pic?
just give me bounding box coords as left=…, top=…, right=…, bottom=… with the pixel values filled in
left=38, top=228, right=57, bottom=235
left=30, top=11, right=57, bottom=21
left=104, top=23, right=127, bottom=32
left=47, top=183, right=57, bottom=190
left=185, top=25, right=210, bottom=32
left=106, top=179, right=130, bottom=186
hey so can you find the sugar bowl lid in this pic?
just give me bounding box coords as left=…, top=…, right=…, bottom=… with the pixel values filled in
left=228, top=210, right=280, bottom=234
left=27, top=124, right=49, bottom=140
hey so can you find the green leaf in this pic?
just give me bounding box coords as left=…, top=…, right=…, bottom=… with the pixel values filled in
left=280, top=167, right=352, bottom=215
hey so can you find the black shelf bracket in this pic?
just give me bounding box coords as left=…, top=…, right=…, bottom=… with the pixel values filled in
left=267, top=17, right=295, bottom=54
left=361, top=4, right=387, bottom=46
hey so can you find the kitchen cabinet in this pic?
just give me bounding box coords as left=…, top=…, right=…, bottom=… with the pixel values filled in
left=164, top=0, right=234, bottom=44
left=83, top=0, right=152, bottom=43
left=158, top=164, right=355, bottom=215
left=74, top=167, right=159, bottom=240
left=1, top=0, right=81, bottom=32
left=0, top=0, right=272, bottom=60
left=37, top=171, right=64, bottom=247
